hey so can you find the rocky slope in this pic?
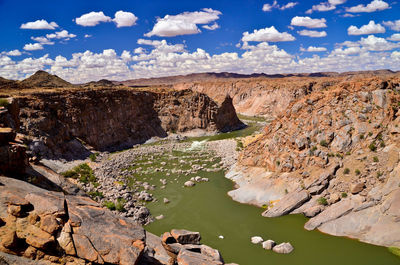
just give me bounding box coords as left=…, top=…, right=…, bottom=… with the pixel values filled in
left=229, top=74, right=400, bottom=248
left=16, top=87, right=243, bottom=160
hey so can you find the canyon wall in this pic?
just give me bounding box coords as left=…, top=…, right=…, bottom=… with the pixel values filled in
left=17, top=88, right=243, bottom=159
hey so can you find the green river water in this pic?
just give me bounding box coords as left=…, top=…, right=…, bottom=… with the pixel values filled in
left=134, top=121, right=400, bottom=265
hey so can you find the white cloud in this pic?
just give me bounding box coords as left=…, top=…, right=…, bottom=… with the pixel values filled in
left=4, top=50, right=22, bottom=56
left=31, top=36, right=54, bottom=45
left=23, top=43, right=44, bottom=51
left=346, top=0, right=389, bottom=13
left=358, top=35, right=399, bottom=51
left=113, top=11, right=138, bottom=27
left=262, top=1, right=298, bottom=11
left=46, top=30, right=76, bottom=39
left=383, top=20, right=400, bottom=31
left=75, top=11, right=112, bottom=26
left=306, top=0, right=346, bottom=14
left=298, top=29, right=327, bottom=37
left=291, top=16, right=327, bottom=28
left=301, top=46, right=327, bottom=52
left=20, top=19, right=58, bottom=30
left=387, top=33, right=400, bottom=41
left=241, top=26, right=295, bottom=42
left=84, top=34, right=92, bottom=38
left=145, top=8, right=221, bottom=37
left=348, top=21, right=385, bottom=35
left=202, top=22, right=219, bottom=30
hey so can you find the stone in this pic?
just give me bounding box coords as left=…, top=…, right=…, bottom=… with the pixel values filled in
left=262, top=190, right=310, bottom=217
left=57, top=231, right=76, bottom=255
left=351, top=183, right=365, bottom=194
left=184, top=181, right=195, bottom=187
left=143, top=231, right=174, bottom=265
left=251, top=236, right=264, bottom=244
left=163, top=198, right=170, bottom=204
left=177, top=249, right=223, bottom=265
left=304, top=205, right=323, bottom=218
left=272, top=242, right=294, bottom=254
left=39, top=215, right=60, bottom=234
left=171, top=229, right=201, bottom=245
left=7, top=204, right=23, bottom=217
left=262, top=240, right=276, bottom=250
left=1, top=230, right=17, bottom=249
left=328, top=193, right=340, bottom=204
left=200, top=244, right=224, bottom=262
left=72, top=234, right=102, bottom=263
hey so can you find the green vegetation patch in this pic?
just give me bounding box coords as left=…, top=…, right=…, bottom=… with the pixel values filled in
left=388, top=247, right=400, bottom=258
left=0, top=98, right=9, bottom=108
left=317, top=197, right=328, bottom=206
left=62, top=163, right=98, bottom=185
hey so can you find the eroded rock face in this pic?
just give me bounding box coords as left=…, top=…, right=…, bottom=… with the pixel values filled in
left=18, top=88, right=243, bottom=159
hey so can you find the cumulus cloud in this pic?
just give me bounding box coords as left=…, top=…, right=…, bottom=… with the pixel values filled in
left=359, top=35, right=400, bottom=51
left=202, top=22, right=219, bottom=30
left=23, top=43, right=44, bottom=51
left=298, top=30, right=327, bottom=37
left=262, top=1, right=298, bottom=12
left=20, top=19, right=58, bottom=30
left=383, top=20, right=400, bottom=31
left=113, top=11, right=138, bottom=27
left=241, top=26, right=295, bottom=42
left=31, top=36, right=54, bottom=45
left=387, top=33, right=400, bottom=41
left=75, top=11, right=112, bottom=26
left=84, top=34, right=92, bottom=38
left=306, top=0, right=346, bottom=14
left=291, top=16, right=327, bottom=28
left=145, top=8, right=221, bottom=37
left=46, top=30, right=77, bottom=39
left=1, top=50, right=22, bottom=57
left=346, top=0, right=389, bottom=13
left=348, top=21, right=385, bottom=35
left=300, top=46, right=327, bottom=52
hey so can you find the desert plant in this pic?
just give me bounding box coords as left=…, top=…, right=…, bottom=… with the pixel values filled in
left=89, top=153, right=99, bottom=162
left=369, top=142, right=377, bottom=152
left=103, top=201, right=116, bottom=211
left=388, top=247, right=400, bottom=257
left=344, top=168, right=350, bottom=174
left=320, top=140, right=328, bottom=147
left=359, top=134, right=365, bottom=140
left=341, top=192, right=348, bottom=198
left=355, top=169, right=361, bottom=175
left=373, top=156, right=379, bottom=162
left=317, top=197, right=328, bottom=206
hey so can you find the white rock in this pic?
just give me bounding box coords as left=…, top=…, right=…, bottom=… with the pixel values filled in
left=272, top=242, right=294, bottom=254
left=163, top=198, right=170, bottom=204
left=184, top=181, right=195, bottom=187
left=262, top=240, right=276, bottom=250
left=155, top=215, right=164, bottom=220
left=218, top=235, right=224, bottom=239
left=251, top=236, right=264, bottom=244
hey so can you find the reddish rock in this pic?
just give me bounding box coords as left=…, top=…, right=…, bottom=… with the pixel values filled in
left=39, top=215, right=60, bottom=234
left=171, top=229, right=201, bottom=245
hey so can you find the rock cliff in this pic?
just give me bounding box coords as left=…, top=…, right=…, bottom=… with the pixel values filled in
left=230, top=74, right=400, bottom=248
left=17, top=88, right=243, bottom=159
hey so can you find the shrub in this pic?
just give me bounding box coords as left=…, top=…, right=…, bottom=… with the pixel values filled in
left=317, top=197, right=328, bottom=206
left=359, top=134, right=365, bottom=140
left=369, top=142, right=377, bottom=152
left=320, top=140, right=328, bottom=147
left=355, top=169, right=361, bottom=175
left=89, top=153, right=99, bottom=162
left=88, top=191, right=104, bottom=199
left=380, top=141, right=385, bottom=148
left=368, top=132, right=373, bottom=137
left=344, top=168, right=350, bottom=174
left=103, top=201, right=116, bottom=211
left=373, top=156, right=379, bottom=162
left=341, top=192, right=348, bottom=198
left=61, top=163, right=97, bottom=185
left=376, top=171, right=383, bottom=178
left=276, top=160, right=280, bottom=166
left=346, top=151, right=351, bottom=156
left=311, top=146, right=318, bottom=152
left=0, top=98, right=9, bottom=108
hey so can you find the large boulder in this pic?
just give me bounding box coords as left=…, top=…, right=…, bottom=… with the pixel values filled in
left=262, top=189, right=310, bottom=217
left=171, top=229, right=201, bottom=245
left=272, top=242, right=294, bottom=254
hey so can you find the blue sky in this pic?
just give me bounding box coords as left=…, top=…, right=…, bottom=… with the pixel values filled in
left=0, top=0, right=399, bottom=82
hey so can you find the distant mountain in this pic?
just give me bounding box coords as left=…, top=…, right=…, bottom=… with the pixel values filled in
left=0, top=77, right=18, bottom=89
left=84, top=79, right=115, bottom=87
left=120, top=70, right=398, bottom=87
left=19, top=70, right=72, bottom=88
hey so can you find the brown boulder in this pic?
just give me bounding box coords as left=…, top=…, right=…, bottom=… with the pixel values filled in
left=171, top=229, right=201, bottom=245
left=350, top=183, right=365, bottom=194
left=39, top=215, right=60, bottom=234
left=177, top=249, right=223, bottom=265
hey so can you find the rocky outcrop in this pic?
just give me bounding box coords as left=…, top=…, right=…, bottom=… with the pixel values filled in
left=0, top=176, right=230, bottom=264
left=0, top=98, right=27, bottom=175
left=18, top=70, right=73, bottom=88
left=18, top=88, right=243, bottom=159
left=231, top=74, right=400, bottom=248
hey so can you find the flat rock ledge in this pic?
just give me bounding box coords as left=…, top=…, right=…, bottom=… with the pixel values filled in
left=0, top=176, right=230, bottom=264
